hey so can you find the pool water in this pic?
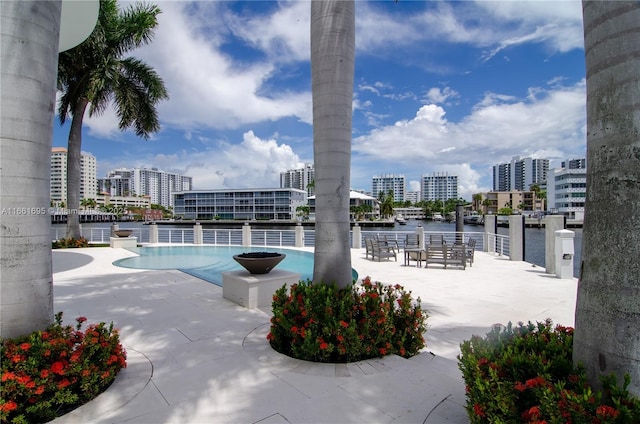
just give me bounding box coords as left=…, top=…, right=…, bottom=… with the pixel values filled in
left=113, top=246, right=356, bottom=287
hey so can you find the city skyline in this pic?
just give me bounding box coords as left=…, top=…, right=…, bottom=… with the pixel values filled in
left=52, top=1, right=587, bottom=200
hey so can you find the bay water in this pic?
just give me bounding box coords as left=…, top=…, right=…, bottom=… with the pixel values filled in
left=53, top=219, right=582, bottom=278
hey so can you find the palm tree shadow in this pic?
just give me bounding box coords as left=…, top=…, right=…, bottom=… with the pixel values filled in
left=52, top=251, right=94, bottom=273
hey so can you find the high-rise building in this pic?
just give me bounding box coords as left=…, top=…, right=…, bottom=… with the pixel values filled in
left=561, top=158, right=586, bottom=169
left=280, top=163, right=315, bottom=196
left=493, top=156, right=549, bottom=191
left=421, top=172, right=458, bottom=202
left=372, top=174, right=405, bottom=202
left=50, top=147, right=97, bottom=204
left=98, top=168, right=133, bottom=197
left=547, top=158, right=587, bottom=220
left=405, top=191, right=420, bottom=204
left=100, top=167, right=192, bottom=208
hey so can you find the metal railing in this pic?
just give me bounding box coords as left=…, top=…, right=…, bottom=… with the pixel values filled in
left=52, top=226, right=507, bottom=255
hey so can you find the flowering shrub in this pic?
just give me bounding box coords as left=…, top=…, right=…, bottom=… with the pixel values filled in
left=268, top=277, right=427, bottom=363
left=0, top=312, right=127, bottom=423
left=52, top=238, right=89, bottom=249
left=458, top=320, right=640, bottom=423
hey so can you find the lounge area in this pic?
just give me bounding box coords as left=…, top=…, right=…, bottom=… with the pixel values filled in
left=367, top=233, right=477, bottom=270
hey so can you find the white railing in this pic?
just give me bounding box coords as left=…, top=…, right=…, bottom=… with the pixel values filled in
left=52, top=226, right=506, bottom=255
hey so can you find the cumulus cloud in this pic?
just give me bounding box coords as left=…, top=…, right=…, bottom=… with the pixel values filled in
left=352, top=80, right=586, bottom=199
left=99, top=131, right=302, bottom=190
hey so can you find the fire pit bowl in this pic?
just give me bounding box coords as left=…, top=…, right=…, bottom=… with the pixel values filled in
left=114, top=230, right=133, bottom=238
left=233, top=252, right=286, bottom=274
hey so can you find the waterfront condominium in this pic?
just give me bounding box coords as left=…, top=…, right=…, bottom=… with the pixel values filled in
left=99, top=167, right=192, bottom=209
left=546, top=158, right=587, bottom=220
left=173, top=188, right=307, bottom=221
left=280, top=163, right=315, bottom=197
left=50, top=147, right=97, bottom=205
left=492, top=156, right=549, bottom=192
left=371, top=174, right=406, bottom=202
left=421, top=172, right=458, bottom=202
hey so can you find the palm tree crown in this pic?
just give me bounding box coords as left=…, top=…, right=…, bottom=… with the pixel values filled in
left=57, top=0, right=168, bottom=137
left=57, top=0, right=168, bottom=239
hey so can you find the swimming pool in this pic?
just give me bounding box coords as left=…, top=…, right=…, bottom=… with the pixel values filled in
left=113, top=246, right=357, bottom=287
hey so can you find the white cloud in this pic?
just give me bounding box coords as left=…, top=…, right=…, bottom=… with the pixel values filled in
left=424, top=87, right=460, bottom=104
left=352, top=80, right=586, bottom=199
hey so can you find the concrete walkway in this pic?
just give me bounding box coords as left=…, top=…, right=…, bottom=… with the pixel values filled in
left=50, top=246, right=578, bottom=424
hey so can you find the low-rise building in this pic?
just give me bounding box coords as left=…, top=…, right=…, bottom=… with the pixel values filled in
left=173, top=188, right=307, bottom=221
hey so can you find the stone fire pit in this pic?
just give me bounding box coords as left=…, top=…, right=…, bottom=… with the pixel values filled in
left=233, top=252, right=286, bottom=274
left=114, top=230, right=133, bottom=238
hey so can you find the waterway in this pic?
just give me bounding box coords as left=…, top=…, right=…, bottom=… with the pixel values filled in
left=53, top=219, right=582, bottom=278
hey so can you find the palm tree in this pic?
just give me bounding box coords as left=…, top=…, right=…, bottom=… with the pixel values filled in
left=57, top=0, right=168, bottom=239
left=574, top=0, right=640, bottom=396
left=310, top=0, right=355, bottom=288
left=472, top=193, right=483, bottom=212
left=0, top=1, right=61, bottom=338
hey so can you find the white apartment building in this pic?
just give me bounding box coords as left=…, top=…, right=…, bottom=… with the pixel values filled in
left=372, top=174, right=406, bottom=202
left=405, top=191, right=420, bottom=204
left=493, top=156, right=549, bottom=191
left=421, top=172, right=458, bottom=202
left=280, top=163, right=315, bottom=196
left=546, top=158, right=587, bottom=220
left=173, top=188, right=307, bottom=221
left=50, top=147, right=97, bottom=204
left=100, top=167, right=192, bottom=208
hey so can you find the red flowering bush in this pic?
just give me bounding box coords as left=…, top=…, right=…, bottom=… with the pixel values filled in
left=268, top=277, right=427, bottom=363
left=52, top=237, right=89, bottom=249
left=458, top=320, right=640, bottom=423
left=0, top=312, right=126, bottom=423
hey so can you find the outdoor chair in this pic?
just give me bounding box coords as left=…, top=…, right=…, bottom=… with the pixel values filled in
left=429, top=234, right=445, bottom=245
left=466, top=238, right=477, bottom=267
left=403, top=233, right=425, bottom=266
left=369, top=239, right=397, bottom=262
left=377, top=234, right=399, bottom=254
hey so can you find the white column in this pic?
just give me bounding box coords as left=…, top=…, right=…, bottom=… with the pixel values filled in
left=508, top=215, right=524, bottom=261
left=194, top=223, right=203, bottom=244
left=242, top=223, right=251, bottom=247
left=555, top=229, right=575, bottom=279
left=295, top=223, right=305, bottom=247
left=351, top=224, right=361, bottom=249
left=545, top=215, right=565, bottom=275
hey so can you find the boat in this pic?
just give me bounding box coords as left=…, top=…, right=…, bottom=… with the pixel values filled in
left=396, top=214, right=407, bottom=225
left=431, top=213, right=444, bottom=222
left=463, top=214, right=484, bottom=225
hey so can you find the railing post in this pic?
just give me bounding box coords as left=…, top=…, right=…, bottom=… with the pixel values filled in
left=352, top=224, right=361, bottom=249
left=295, top=223, right=304, bottom=247
left=194, top=223, right=203, bottom=244
left=416, top=225, right=425, bottom=249
left=554, top=229, right=575, bottom=279
left=242, top=223, right=251, bottom=247
left=544, top=215, right=565, bottom=275
left=149, top=223, right=158, bottom=244
left=508, top=215, right=524, bottom=261
left=484, top=215, right=496, bottom=253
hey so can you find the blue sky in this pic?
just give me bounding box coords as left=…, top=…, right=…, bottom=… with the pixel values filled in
left=52, top=0, right=587, bottom=200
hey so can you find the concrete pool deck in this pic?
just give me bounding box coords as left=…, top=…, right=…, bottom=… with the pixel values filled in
left=50, top=246, right=578, bottom=424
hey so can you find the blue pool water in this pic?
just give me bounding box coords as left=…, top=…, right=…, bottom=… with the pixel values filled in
left=113, top=246, right=356, bottom=286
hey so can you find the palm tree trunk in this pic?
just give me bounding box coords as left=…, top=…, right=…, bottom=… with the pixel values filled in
left=66, top=98, right=89, bottom=239
left=310, top=0, right=355, bottom=288
left=574, top=0, right=640, bottom=396
left=0, top=0, right=61, bottom=338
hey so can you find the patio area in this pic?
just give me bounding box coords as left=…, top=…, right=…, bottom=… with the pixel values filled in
left=50, top=246, right=578, bottom=424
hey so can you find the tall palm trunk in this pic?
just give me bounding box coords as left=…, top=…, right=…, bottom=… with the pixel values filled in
left=0, top=0, right=61, bottom=338
left=66, top=98, right=89, bottom=239
left=310, top=0, right=355, bottom=288
left=574, top=1, right=640, bottom=395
